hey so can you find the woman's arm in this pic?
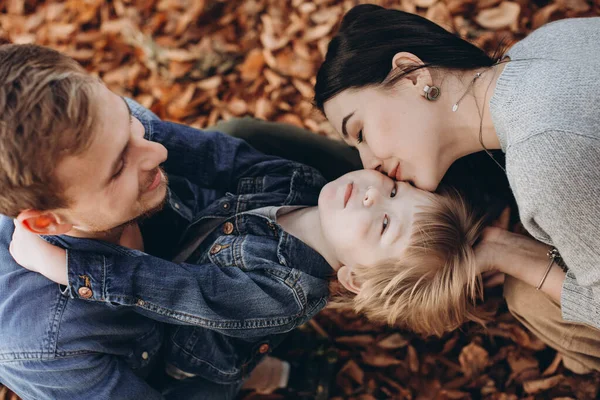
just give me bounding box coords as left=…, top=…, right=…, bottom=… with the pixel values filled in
left=477, top=227, right=566, bottom=302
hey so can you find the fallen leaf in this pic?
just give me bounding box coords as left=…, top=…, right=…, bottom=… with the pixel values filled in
left=335, top=335, right=374, bottom=347
left=239, top=49, right=265, bottom=81
left=361, top=350, right=403, bottom=367
left=475, top=2, right=521, bottom=30
left=340, top=359, right=365, bottom=385
left=459, top=342, right=489, bottom=378
left=522, top=374, right=565, bottom=394
left=377, top=333, right=409, bottom=349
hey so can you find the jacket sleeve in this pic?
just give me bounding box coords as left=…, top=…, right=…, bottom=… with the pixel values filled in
left=65, top=249, right=315, bottom=338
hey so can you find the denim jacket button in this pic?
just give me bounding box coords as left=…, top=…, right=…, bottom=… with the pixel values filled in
left=78, top=287, right=93, bottom=299
left=210, top=244, right=222, bottom=255
left=141, top=351, right=149, bottom=360
left=258, top=344, right=270, bottom=354
left=222, top=202, right=230, bottom=210
left=223, top=222, right=234, bottom=235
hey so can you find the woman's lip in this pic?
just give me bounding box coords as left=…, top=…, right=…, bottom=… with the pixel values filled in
left=147, top=169, right=162, bottom=192
left=343, top=182, right=353, bottom=208
left=388, top=164, right=399, bottom=181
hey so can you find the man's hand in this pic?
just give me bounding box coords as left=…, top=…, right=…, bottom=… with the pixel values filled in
left=9, top=220, right=68, bottom=285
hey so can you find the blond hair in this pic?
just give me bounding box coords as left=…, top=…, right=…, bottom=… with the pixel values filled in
left=0, top=44, right=98, bottom=217
left=331, top=190, right=488, bottom=337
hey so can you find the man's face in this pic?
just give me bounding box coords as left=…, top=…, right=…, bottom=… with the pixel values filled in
left=54, top=83, right=168, bottom=234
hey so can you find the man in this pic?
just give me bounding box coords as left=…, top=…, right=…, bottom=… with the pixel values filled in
left=0, top=43, right=357, bottom=399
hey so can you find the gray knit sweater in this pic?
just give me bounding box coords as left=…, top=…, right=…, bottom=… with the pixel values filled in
left=490, top=17, right=600, bottom=329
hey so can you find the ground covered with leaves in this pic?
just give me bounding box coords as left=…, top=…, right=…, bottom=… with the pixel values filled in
left=1, top=0, right=600, bottom=399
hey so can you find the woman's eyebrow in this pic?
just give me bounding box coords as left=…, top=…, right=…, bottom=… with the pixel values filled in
left=341, top=111, right=355, bottom=138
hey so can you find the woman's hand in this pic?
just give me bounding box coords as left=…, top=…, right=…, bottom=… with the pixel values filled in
left=475, top=225, right=565, bottom=301
left=9, top=220, right=68, bottom=285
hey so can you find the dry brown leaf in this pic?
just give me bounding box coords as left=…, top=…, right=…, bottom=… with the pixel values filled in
left=196, top=76, right=222, bottom=91
left=425, top=2, right=453, bottom=31
left=377, top=333, right=409, bottom=349
left=361, top=350, right=403, bottom=367
left=227, top=98, right=248, bottom=116
left=414, top=0, right=437, bottom=8
left=291, top=78, right=314, bottom=99
left=459, top=342, right=489, bottom=378
left=556, top=0, right=591, bottom=13
left=340, top=359, right=365, bottom=385
left=475, top=2, right=521, bottom=30
left=438, top=389, right=471, bottom=399
left=335, top=335, right=374, bottom=347
left=532, top=4, right=561, bottom=30
left=522, top=374, right=565, bottom=394
left=274, top=49, right=313, bottom=80
left=407, top=345, right=419, bottom=373
left=303, top=24, right=334, bottom=42
left=275, top=113, right=303, bottom=128
left=239, top=49, right=265, bottom=81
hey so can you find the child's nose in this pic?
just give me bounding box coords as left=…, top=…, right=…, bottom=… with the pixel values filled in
left=363, top=187, right=380, bottom=207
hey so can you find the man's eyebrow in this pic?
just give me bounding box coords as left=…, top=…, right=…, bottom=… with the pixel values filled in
left=341, top=111, right=355, bottom=138
left=105, top=98, right=132, bottom=183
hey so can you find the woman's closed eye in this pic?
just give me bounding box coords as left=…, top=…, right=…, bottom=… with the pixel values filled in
left=356, top=129, right=364, bottom=144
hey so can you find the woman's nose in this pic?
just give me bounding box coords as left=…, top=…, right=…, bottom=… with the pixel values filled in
left=363, top=187, right=380, bottom=207
left=358, top=146, right=382, bottom=171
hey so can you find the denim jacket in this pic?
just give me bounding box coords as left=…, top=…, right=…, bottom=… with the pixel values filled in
left=0, top=101, right=332, bottom=399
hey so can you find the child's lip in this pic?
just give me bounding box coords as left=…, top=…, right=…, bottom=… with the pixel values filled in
left=343, top=182, right=353, bottom=208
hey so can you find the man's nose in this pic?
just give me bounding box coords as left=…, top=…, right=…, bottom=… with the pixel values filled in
left=139, top=141, right=168, bottom=171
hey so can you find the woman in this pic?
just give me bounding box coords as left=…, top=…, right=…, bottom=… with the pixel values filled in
left=314, top=4, right=600, bottom=373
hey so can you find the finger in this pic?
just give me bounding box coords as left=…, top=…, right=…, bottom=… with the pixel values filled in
left=492, top=207, right=510, bottom=230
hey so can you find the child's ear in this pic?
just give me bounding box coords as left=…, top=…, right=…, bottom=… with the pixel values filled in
left=337, top=265, right=362, bottom=295
left=17, top=210, right=72, bottom=235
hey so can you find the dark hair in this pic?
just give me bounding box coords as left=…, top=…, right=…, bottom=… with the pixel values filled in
left=314, top=4, right=498, bottom=110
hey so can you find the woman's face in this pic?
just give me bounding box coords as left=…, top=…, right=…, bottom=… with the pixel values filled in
left=323, top=85, right=449, bottom=192
left=318, top=169, right=435, bottom=268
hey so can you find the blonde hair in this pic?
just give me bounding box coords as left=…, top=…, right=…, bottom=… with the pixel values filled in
left=0, top=44, right=98, bottom=217
left=331, top=190, right=488, bottom=337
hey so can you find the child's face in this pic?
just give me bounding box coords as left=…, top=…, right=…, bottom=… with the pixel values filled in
left=318, top=170, right=436, bottom=268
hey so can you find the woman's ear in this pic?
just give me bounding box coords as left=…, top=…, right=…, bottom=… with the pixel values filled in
left=337, top=265, right=362, bottom=295
left=391, top=51, right=432, bottom=88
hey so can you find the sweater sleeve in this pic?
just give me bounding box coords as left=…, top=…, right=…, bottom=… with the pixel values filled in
left=507, top=131, right=600, bottom=328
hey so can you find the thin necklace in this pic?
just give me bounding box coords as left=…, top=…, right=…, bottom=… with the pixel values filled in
left=453, top=69, right=506, bottom=173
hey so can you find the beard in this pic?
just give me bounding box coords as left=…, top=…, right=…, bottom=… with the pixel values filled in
left=70, top=168, right=170, bottom=242
left=118, top=168, right=170, bottom=228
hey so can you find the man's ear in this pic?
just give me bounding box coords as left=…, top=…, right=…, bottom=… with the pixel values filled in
left=337, top=265, right=362, bottom=295
left=17, top=210, right=73, bottom=235
left=391, top=51, right=432, bottom=88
